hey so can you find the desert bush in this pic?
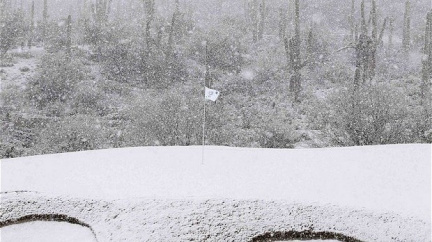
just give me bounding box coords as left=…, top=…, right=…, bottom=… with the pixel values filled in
left=122, top=86, right=226, bottom=147
left=323, top=83, right=412, bottom=146
left=0, top=54, right=15, bottom=67
left=123, top=90, right=201, bottom=146
left=26, top=52, right=89, bottom=109
left=258, top=118, right=298, bottom=148
left=19, top=66, right=30, bottom=72
left=215, top=95, right=299, bottom=148
left=188, top=31, right=244, bottom=75
left=69, top=80, right=108, bottom=115
left=12, top=51, right=34, bottom=59
left=409, top=103, right=432, bottom=143
left=424, top=129, right=432, bottom=143
left=35, top=115, right=111, bottom=154
left=0, top=110, right=47, bottom=158
left=101, top=38, right=187, bottom=88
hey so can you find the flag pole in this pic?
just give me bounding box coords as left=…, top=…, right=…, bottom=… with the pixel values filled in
left=202, top=86, right=206, bottom=165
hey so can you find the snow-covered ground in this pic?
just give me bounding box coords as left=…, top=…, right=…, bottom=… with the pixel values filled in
left=1, top=221, right=97, bottom=242
left=1, top=144, right=431, bottom=241
left=0, top=48, right=42, bottom=107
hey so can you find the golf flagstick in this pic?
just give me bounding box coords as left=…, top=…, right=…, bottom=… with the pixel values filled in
left=202, top=87, right=220, bottom=165
left=202, top=86, right=206, bottom=165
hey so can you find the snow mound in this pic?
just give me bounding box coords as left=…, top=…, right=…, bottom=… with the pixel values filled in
left=0, top=192, right=430, bottom=241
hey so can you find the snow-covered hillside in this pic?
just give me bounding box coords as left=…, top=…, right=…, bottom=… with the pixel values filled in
left=1, top=145, right=431, bottom=241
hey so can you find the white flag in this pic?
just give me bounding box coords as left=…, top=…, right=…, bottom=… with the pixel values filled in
left=205, top=87, right=220, bottom=101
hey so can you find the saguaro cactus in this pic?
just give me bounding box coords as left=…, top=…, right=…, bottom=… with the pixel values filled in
left=402, top=0, right=411, bottom=52
left=166, top=0, right=178, bottom=57
left=278, top=7, right=287, bottom=39
left=144, top=0, right=155, bottom=50
left=387, top=17, right=394, bottom=53
left=93, top=0, right=111, bottom=24
left=349, top=0, right=355, bottom=41
left=250, top=0, right=259, bottom=42
left=421, top=11, right=432, bottom=105
left=248, top=0, right=265, bottom=42
left=284, top=0, right=305, bottom=102
left=353, top=0, right=386, bottom=88
left=258, top=0, right=265, bottom=40
left=66, top=14, right=72, bottom=57
left=42, top=0, right=48, bottom=44
left=28, top=1, right=34, bottom=49
left=0, top=0, right=4, bottom=22
left=90, top=0, right=111, bottom=59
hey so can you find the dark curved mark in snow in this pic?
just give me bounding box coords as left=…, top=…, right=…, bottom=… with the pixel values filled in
left=251, top=230, right=363, bottom=242
left=0, top=214, right=99, bottom=242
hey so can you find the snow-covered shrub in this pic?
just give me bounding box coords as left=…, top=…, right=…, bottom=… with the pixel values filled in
left=323, top=83, right=412, bottom=146
left=409, top=104, right=432, bottom=143
left=35, top=115, right=111, bottom=154
left=216, top=96, right=299, bottom=148
left=101, top=38, right=187, bottom=88
left=424, top=129, right=432, bottom=143
left=0, top=111, right=47, bottom=158
left=187, top=30, right=245, bottom=75
left=256, top=107, right=299, bottom=148
left=26, top=52, right=89, bottom=109
left=69, top=80, right=107, bottom=115
left=19, top=66, right=30, bottom=72
left=258, top=121, right=298, bottom=148
left=0, top=142, right=22, bottom=158
left=0, top=54, right=15, bottom=67
left=321, top=62, right=352, bottom=85
left=122, top=89, right=207, bottom=146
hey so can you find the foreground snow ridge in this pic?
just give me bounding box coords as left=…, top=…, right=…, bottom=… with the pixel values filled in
left=1, top=145, right=431, bottom=241
left=0, top=192, right=430, bottom=241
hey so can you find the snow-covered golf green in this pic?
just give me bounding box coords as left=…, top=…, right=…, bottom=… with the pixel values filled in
left=1, top=144, right=430, bottom=241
